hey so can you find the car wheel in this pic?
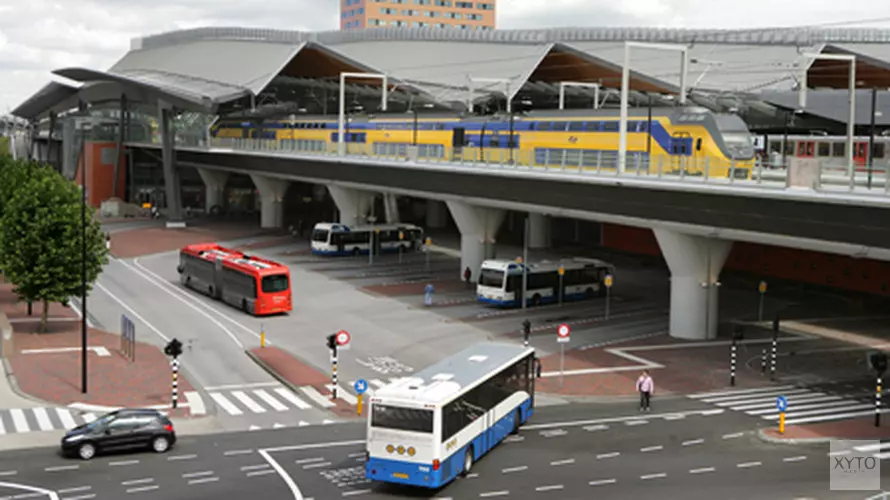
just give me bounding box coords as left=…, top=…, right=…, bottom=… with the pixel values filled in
left=461, top=448, right=473, bottom=476
left=78, top=442, right=97, bottom=460
left=151, top=436, right=171, bottom=454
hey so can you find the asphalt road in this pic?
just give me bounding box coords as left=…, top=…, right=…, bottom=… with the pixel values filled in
left=0, top=401, right=879, bottom=500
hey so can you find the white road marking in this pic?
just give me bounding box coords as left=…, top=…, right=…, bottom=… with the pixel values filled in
left=641, top=445, right=663, bottom=452
left=81, top=412, right=97, bottom=423
left=254, top=390, right=289, bottom=411
left=722, top=432, right=744, bottom=440
left=210, top=393, right=243, bottom=416
left=55, top=408, right=76, bottom=430
left=187, top=477, right=219, bottom=485
left=550, top=459, right=575, bottom=466
left=583, top=424, right=608, bottom=432
left=247, top=470, right=277, bottom=477
left=479, top=492, right=509, bottom=497
left=700, top=409, right=725, bottom=416
left=224, top=449, right=253, bottom=456
left=689, top=467, right=715, bottom=474
left=641, top=473, right=666, bottom=480
left=274, top=388, right=311, bottom=410
left=241, top=465, right=272, bottom=471
left=343, top=490, right=371, bottom=496
left=597, top=452, right=620, bottom=459
left=625, top=420, right=648, bottom=426
left=232, top=391, right=267, bottom=413
left=31, top=408, right=53, bottom=432
left=299, top=386, right=336, bottom=408
left=539, top=429, right=567, bottom=437
left=504, top=435, right=524, bottom=443
left=65, top=495, right=95, bottom=500
left=535, top=485, right=563, bottom=492
left=467, top=473, right=479, bottom=478
left=502, top=466, right=528, bottom=473
left=273, top=423, right=286, bottom=429
left=125, top=485, right=159, bottom=493
left=205, top=382, right=281, bottom=391
left=182, top=471, right=214, bottom=479
left=10, top=409, right=29, bottom=433
left=0, top=471, right=16, bottom=476
left=784, top=456, right=808, bottom=462
left=303, top=461, right=332, bottom=469
left=121, top=479, right=153, bottom=486
left=523, top=408, right=722, bottom=430
left=589, top=479, right=616, bottom=486
left=249, top=425, right=261, bottom=431
left=58, top=486, right=91, bottom=494
left=93, top=282, right=169, bottom=342
left=663, top=414, right=685, bottom=420
left=109, top=460, right=139, bottom=467
left=167, top=454, right=197, bottom=461
left=327, top=384, right=358, bottom=405
left=295, top=457, right=324, bottom=464
left=854, top=443, right=890, bottom=452
left=348, top=452, right=365, bottom=458
left=682, top=439, right=704, bottom=446
left=44, top=465, right=78, bottom=472
left=737, top=462, right=762, bottom=468
left=874, top=452, right=890, bottom=460
left=785, top=409, right=890, bottom=425
left=761, top=403, right=874, bottom=421
left=688, top=385, right=796, bottom=399
left=828, top=450, right=851, bottom=457
left=184, top=392, right=206, bottom=415
left=704, top=388, right=810, bottom=404
left=745, top=397, right=847, bottom=414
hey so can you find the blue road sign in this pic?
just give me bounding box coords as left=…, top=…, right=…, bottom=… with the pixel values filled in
left=354, top=379, right=368, bottom=395
left=776, top=395, right=787, bottom=412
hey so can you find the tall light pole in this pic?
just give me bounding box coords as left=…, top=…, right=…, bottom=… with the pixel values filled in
left=78, top=121, right=88, bottom=394
left=339, top=72, right=388, bottom=156
left=558, top=82, right=601, bottom=110
left=620, top=42, right=689, bottom=174
left=522, top=214, right=529, bottom=311
left=800, top=53, right=857, bottom=179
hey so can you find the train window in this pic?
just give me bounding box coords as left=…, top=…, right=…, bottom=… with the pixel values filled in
left=817, top=142, right=830, bottom=157
left=602, top=122, right=619, bottom=132
left=784, top=141, right=794, bottom=155
left=537, top=122, right=552, bottom=131
left=695, top=138, right=702, bottom=151
left=873, top=143, right=885, bottom=158
left=584, top=122, right=601, bottom=131
left=568, top=122, right=585, bottom=131
left=551, top=122, right=568, bottom=131
left=768, top=141, right=782, bottom=154
left=832, top=142, right=845, bottom=157
left=639, top=122, right=649, bottom=132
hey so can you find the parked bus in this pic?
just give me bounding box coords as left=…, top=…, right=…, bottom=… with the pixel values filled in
left=477, top=258, right=613, bottom=307
left=310, top=222, right=424, bottom=256
left=177, top=243, right=292, bottom=315
left=365, top=343, right=537, bottom=488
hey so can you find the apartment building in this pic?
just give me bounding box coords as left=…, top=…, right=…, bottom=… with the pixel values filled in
left=341, top=0, right=496, bottom=30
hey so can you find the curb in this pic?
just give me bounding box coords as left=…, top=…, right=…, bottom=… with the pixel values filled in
left=756, top=427, right=832, bottom=445
left=2, top=358, right=59, bottom=408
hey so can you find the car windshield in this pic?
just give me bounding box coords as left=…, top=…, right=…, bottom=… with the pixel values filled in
left=86, top=412, right=118, bottom=429
left=261, top=274, right=289, bottom=293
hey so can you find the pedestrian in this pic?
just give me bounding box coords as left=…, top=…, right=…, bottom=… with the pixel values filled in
left=636, top=369, right=654, bottom=412
left=424, top=283, right=434, bottom=306
left=464, top=266, right=472, bottom=288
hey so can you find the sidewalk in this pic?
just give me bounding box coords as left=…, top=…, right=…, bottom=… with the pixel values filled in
left=761, top=416, right=890, bottom=443
left=247, top=346, right=359, bottom=419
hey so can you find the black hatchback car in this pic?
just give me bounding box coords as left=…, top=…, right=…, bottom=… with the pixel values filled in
left=60, top=408, right=176, bottom=460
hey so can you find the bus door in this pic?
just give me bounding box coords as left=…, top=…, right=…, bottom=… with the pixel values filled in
left=796, top=140, right=815, bottom=158
left=854, top=142, right=869, bottom=166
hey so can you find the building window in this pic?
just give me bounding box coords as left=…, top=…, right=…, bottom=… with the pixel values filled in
left=444, top=11, right=461, bottom=19
left=418, top=21, right=428, bottom=27
left=369, top=18, right=383, bottom=25
left=414, top=0, right=431, bottom=4
left=358, top=7, right=364, bottom=13
left=402, top=8, right=419, bottom=15
left=456, top=1, right=473, bottom=7
left=381, top=7, right=396, bottom=13
left=467, top=13, right=482, bottom=20
left=477, top=2, right=493, bottom=9
left=435, top=22, right=447, bottom=28
left=435, top=0, right=452, bottom=6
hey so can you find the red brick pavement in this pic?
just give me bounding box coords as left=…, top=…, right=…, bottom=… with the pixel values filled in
left=763, top=416, right=890, bottom=441
left=233, top=235, right=294, bottom=251
left=0, top=283, right=78, bottom=320
left=280, top=248, right=312, bottom=256
left=536, top=334, right=789, bottom=398
left=8, top=321, right=194, bottom=417
left=110, top=222, right=273, bottom=258
left=363, top=279, right=469, bottom=297
left=249, top=347, right=356, bottom=418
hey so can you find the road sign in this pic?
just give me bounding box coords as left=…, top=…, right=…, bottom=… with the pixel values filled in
left=398, top=231, right=404, bottom=240
left=515, top=256, right=523, bottom=264
left=336, top=330, right=351, bottom=350
left=354, top=379, right=368, bottom=395
left=557, top=323, right=571, bottom=343
left=759, top=281, right=767, bottom=294
left=776, top=395, right=787, bottom=412
left=558, top=265, right=565, bottom=276
left=605, top=275, right=613, bottom=288
left=425, top=237, right=432, bottom=246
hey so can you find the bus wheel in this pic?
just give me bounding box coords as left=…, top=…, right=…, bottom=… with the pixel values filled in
left=352, top=247, right=361, bottom=256
left=241, top=300, right=249, bottom=313
left=511, top=409, right=521, bottom=434
left=208, top=286, right=214, bottom=297
left=585, top=287, right=595, bottom=298
left=532, top=294, right=541, bottom=307
left=461, top=448, right=474, bottom=476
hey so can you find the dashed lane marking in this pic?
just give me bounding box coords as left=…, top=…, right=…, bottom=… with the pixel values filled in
left=535, top=485, right=563, bottom=492
left=737, top=462, right=761, bottom=468
left=682, top=439, right=705, bottom=446
left=689, top=467, right=715, bottom=474
left=589, top=479, right=616, bottom=486
left=784, top=456, right=808, bottom=462
left=502, top=466, right=528, bottom=473
left=182, top=471, right=214, bottom=479
left=640, top=473, right=667, bottom=480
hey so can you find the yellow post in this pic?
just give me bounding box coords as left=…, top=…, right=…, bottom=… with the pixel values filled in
left=779, top=412, right=785, bottom=434
left=260, top=328, right=266, bottom=348
left=357, top=394, right=363, bottom=416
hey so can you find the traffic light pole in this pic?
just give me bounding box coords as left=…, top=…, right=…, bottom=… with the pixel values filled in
left=171, top=357, right=180, bottom=409
left=332, top=344, right=339, bottom=400
left=876, top=375, right=882, bottom=427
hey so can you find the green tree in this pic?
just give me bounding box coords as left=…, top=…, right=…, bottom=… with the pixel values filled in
left=0, top=162, right=108, bottom=332
left=0, top=156, right=39, bottom=221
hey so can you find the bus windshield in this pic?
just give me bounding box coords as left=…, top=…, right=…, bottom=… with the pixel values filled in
left=261, top=274, right=289, bottom=293
left=311, top=229, right=329, bottom=243
left=371, top=404, right=433, bottom=433
left=479, top=269, right=505, bottom=288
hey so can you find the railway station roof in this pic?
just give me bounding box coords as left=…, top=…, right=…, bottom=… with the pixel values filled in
left=16, top=26, right=890, bottom=121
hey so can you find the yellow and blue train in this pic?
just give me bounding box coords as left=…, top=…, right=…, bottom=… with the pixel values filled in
left=212, top=107, right=757, bottom=178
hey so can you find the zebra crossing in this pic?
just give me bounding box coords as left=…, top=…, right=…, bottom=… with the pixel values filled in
left=207, top=378, right=397, bottom=417
left=0, top=407, right=100, bottom=435
left=688, top=384, right=889, bottom=426
left=850, top=442, right=890, bottom=460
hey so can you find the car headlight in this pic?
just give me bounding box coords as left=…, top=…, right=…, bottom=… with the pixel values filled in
left=64, top=434, right=85, bottom=442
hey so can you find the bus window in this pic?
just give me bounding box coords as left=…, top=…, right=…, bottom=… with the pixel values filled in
left=262, top=274, right=289, bottom=293
left=478, top=269, right=504, bottom=287
left=311, top=229, right=329, bottom=242
left=371, top=405, right=433, bottom=433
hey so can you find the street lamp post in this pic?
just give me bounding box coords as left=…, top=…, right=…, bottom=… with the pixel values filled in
left=800, top=53, right=857, bottom=180
left=78, top=123, right=88, bottom=394
left=558, top=82, right=601, bottom=110
left=620, top=42, right=689, bottom=174
left=339, top=72, right=388, bottom=156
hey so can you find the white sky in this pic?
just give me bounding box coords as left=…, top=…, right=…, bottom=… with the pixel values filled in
left=2, top=0, right=890, bottom=114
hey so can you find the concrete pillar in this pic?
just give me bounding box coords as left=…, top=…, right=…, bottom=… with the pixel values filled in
left=328, top=185, right=373, bottom=226
left=654, top=229, right=733, bottom=340
left=197, top=168, right=229, bottom=213
left=446, top=201, right=505, bottom=281
left=159, top=103, right=185, bottom=228
left=425, top=200, right=448, bottom=229
left=383, top=193, right=400, bottom=223
left=528, top=213, right=551, bottom=249
left=250, top=174, right=289, bottom=229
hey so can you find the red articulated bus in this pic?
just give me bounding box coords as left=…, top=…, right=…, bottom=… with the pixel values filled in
left=177, top=243, right=292, bottom=316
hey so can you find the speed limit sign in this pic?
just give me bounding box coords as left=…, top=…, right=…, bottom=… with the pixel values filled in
left=557, top=323, right=571, bottom=343
left=336, top=330, right=351, bottom=350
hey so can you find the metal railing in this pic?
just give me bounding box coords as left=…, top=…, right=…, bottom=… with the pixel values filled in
left=160, top=136, right=890, bottom=196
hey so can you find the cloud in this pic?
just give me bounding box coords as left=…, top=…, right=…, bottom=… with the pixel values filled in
left=2, top=0, right=890, bottom=114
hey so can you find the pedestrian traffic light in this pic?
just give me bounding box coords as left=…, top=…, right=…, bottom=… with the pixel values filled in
left=164, top=338, right=183, bottom=358
left=869, top=351, right=888, bottom=375
left=326, top=334, right=336, bottom=351
left=522, top=319, right=531, bottom=344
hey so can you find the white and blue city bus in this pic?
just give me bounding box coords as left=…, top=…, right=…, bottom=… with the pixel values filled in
left=310, top=222, right=424, bottom=256
left=365, top=343, right=536, bottom=488
left=477, top=258, right=614, bottom=307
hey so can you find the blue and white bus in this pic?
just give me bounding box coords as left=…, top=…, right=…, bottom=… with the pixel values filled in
left=310, top=222, right=424, bottom=256
left=477, top=258, right=613, bottom=307
left=365, top=343, right=537, bottom=488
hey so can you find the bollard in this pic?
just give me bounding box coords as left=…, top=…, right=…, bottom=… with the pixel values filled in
left=779, top=411, right=785, bottom=434
left=730, top=339, right=737, bottom=386
left=877, top=376, right=883, bottom=428
left=770, top=333, right=778, bottom=380
left=761, top=349, right=767, bottom=375
left=357, top=394, right=363, bottom=416
left=332, top=349, right=338, bottom=400
left=260, top=324, right=266, bottom=348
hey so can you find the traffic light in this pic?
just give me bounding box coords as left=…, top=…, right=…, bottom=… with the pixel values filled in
left=164, top=338, right=183, bottom=358
left=522, top=319, right=531, bottom=344
left=732, top=325, right=745, bottom=341
left=326, top=334, right=336, bottom=351
left=869, top=351, right=888, bottom=375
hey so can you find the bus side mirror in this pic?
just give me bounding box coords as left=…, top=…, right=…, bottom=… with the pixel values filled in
left=696, top=138, right=702, bottom=151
